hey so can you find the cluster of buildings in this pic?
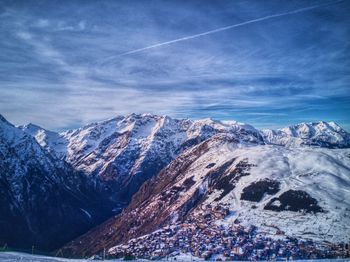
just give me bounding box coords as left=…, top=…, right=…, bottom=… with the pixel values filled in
left=108, top=204, right=349, bottom=260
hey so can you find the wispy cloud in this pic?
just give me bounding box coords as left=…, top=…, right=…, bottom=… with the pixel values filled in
left=110, top=1, right=344, bottom=57
left=0, top=0, right=349, bottom=131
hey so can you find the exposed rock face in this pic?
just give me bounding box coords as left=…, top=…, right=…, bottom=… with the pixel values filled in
left=264, top=190, right=323, bottom=213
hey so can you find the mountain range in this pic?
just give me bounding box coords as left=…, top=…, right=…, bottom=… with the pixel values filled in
left=0, top=113, right=349, bottom=259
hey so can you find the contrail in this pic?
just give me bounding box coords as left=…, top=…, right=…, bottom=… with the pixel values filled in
left=107, top=1, right=343, bottom=59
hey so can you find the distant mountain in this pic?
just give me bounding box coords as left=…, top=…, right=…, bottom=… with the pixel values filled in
left=261, top=121, right=350, bottom=148
left=1, top=113, right=350, bottom=256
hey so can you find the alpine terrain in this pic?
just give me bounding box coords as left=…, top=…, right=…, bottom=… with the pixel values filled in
left=0, top=113, right=349, bottom=260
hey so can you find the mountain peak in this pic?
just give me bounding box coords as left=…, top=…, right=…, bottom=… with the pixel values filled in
left=261, top=120, right=350, bottom=148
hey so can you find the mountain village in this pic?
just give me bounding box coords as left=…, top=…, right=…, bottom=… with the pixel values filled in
left=109, top=204, right=349, bottom=260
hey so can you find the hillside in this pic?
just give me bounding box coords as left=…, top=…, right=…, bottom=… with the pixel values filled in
left=61, top=133, right=350, bottom=259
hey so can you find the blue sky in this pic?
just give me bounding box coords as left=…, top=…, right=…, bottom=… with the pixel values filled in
left=0, top=0, right=349, bottom=131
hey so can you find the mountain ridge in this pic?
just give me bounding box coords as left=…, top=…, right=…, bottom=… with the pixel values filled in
left=17, top=114, right=350, bottom=151
left=0, top=113, right=349, bottom=257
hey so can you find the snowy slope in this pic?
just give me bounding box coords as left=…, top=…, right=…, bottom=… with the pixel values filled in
left=61, top=133, right=350, bottom=257
left=20, top=123, right=68, bottom=159
left=156, top=140, right=349, bottom=243
left=200, top=144, right=350, bottom=243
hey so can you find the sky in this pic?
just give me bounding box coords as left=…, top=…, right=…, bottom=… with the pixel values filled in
left=0, top=0, right=349, bottom=131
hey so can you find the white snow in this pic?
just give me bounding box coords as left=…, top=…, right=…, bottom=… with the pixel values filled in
left=261, top=121, right=350, bottom=148
left=200, top=145, right=350, bottom=243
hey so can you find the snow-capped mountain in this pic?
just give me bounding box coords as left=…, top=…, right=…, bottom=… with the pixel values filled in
left=61, top=133, right=350, bottom=259
left=261, top=121, right=350, bottom=148
left=19, top=123, right=68, bottom=160
left=21, top=114, right=264, bottom=204
left=2, top=113, right=264, bottom=251
left=0, top=115, right=114, bottom=250
left=20, top=116, right=349, bottom=206
left=1, top=113, right=350, bottom=256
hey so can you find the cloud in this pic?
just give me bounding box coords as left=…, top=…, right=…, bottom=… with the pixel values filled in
left=35, top=19, right=50, bottom=28
left=0, top=0, right=349, bottom=131
left=111, top=1, right=343, bottom=57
